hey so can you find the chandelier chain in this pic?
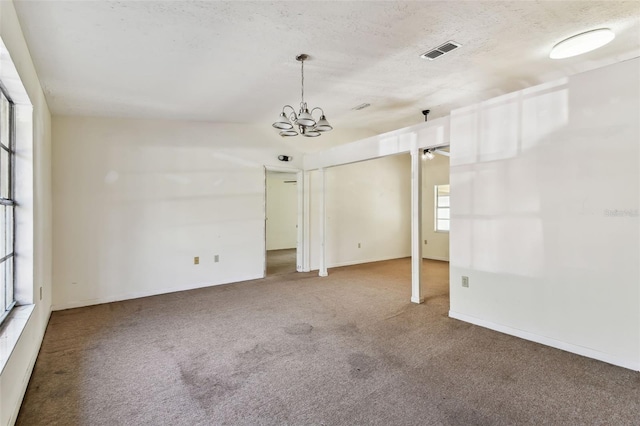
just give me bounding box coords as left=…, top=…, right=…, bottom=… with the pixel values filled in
left=300, top=58, right=305, bottom=107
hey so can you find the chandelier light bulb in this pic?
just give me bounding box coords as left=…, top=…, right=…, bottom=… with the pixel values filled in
left=315, top=115, right=333, bottom=132
left=297, top=108, right=316, bottom=127
left=279, top=129, right=298, bottom=137
left=272, top=112, right=293, bottom=130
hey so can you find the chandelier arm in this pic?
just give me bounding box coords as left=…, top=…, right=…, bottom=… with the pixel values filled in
left=310, top=107, right=324, bottom=118
left=282, top=104, right=298, bottom=122
left=282, top=105, right=296, bottom=114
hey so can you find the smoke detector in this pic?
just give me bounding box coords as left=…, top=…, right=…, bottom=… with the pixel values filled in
left=420, top=41, right=461, bottom=60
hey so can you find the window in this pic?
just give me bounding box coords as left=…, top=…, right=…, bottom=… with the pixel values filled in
left=0, top=89, right=14, bottom=324
left=435, top=184, right=450, bottom=232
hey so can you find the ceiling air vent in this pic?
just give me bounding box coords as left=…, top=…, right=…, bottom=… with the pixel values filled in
left=352, top=103, right=371, bottom=111
left=420, top=41, right=461, bottom=60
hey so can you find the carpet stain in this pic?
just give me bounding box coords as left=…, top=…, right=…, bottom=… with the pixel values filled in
left=179, top=364, right=241, bottom=406
left=235, top=343, right=280, bottom=375
left=384, top=307, right=409, bottom=321
left=159, top=343, right=176, bottom=352
left=284, top=322, right=313, bottom=335
left=499, top=371, right=517, bottom=383
left=337, top=322, right=360, bottom=334
left=239, top=343, right=273, bottom=360
left=49, top=387, right=71, bottom=399
left=380, top=352, right=406, bottom=369
left=443, top=406, right=492, bottom=426
left=348, top=353, right=377, bottom=379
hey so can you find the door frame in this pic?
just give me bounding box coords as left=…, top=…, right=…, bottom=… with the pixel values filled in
left=264, top=165, right=304, bottom=277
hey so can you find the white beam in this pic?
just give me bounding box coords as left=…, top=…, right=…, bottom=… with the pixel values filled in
left=318, top=168, right=328, bottom=277
left=296, top=170, right=304, bottom=272
left=302, top=171, right=311, bottom=272
left=303, top=116, right=449, bottom=171
left=411, top=148, right=424, bottom=304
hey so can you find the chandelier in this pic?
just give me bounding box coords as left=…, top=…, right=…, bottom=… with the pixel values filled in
left=272, top=54, right=333, bottom=137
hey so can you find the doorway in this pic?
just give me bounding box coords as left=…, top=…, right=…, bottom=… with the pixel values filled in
left=421, top=148, right=450, bottom=301
left=265, top=168, right=301, bottom=276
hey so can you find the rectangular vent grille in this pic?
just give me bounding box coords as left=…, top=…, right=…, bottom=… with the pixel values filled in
left=424, top=50, right=444, bottom=60
left=420, top=41, right=461, bottom=60
left=352, top=103, right=371, bottom=111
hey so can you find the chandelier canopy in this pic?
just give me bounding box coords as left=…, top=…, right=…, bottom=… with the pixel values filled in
left=272, top=54, right=333, bottom=138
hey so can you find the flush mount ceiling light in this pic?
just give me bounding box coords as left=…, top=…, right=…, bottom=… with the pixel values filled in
left=550, top=28, right=615, bottom=59
left=272, top=54, right=333, bottom=138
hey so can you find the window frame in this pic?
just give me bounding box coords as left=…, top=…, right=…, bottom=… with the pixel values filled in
left=0, top=85, right=15, bottom=326
left=434, top=184, right=450, bottom=233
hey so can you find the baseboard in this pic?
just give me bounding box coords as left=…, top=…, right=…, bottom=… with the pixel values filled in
left=449, top=310, right=640, bottom=372
left=8, top=304, right=52, bottom=426
left=52, top=275, right=263, bottom=311
left=327, top=255, right=410, bottom=269
left=422, top=255, right=449, bottom=262
left=310, top=255, right=445, bottom=271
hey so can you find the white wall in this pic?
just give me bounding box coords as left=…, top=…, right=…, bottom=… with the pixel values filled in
left=449, top=58, right=640, bottom=370
left=309, top=154, right=411, bottom=270
left=52, top=117, right=373, bottom=309
left=266, top=172, right=297, bottom=250
left=0, top=1, right=53, bottom=425
left=422, top=153, right=449, bottom=261
left=52, top=117, right=286, bottom=309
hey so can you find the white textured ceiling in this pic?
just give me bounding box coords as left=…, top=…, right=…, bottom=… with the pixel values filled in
left=13, top=1, right=640, bottom=134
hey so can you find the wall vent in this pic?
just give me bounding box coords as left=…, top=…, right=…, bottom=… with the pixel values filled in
left=420, top=41, right=461, bottom=60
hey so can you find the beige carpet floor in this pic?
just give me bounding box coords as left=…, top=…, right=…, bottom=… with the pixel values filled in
left=17, top=258, right=640, bottom=425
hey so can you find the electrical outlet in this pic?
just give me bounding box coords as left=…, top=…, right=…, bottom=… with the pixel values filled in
left=214, top=255, right=219, bottom=263
left=462, top=276, right=469, bottom=288
left=194, top=256, right=199, bottom=265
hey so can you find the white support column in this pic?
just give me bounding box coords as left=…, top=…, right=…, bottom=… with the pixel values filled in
left=302, top=171, right=311, bottom=272
left=410, top=148, right=424, bottom=303
left=296, top=170, right=304, bottom=272
left=318, top=168, right=328, bottom=277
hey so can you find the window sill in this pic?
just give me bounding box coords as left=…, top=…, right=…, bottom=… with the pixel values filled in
left=0, top=304, right=35, bottom=375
